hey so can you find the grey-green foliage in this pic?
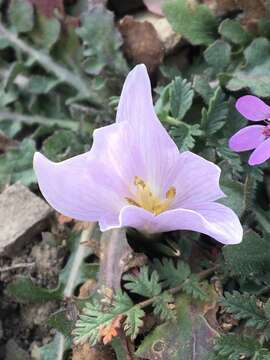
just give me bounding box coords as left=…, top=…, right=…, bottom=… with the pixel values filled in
left=223, top=230, right=270, bottom=280
left=8, top=0, right=34, bottom=33
left=170, top=76, right=194, bottom=120
left=220, top=291, right=269, bottom=330
left=227, top=38, right=270, bottom=97
left=213, top=334, right=270, bottom=360
left=0, top=138, right=36, bottom=188
left=123, top=266, right=162, bottom=298
left=164, top=0, right=218, bottom=46
left=201, top=87, right=228, bottom=136
left=77, top=7, right=127, bottom=76
left=204, top=40, right=231, bottom=72
left=219, top=19, right=251, bottom=45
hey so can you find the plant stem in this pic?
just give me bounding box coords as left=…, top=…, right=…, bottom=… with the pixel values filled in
left=0, top=111, right=79, bottom=130
left=137, top=264, right=220, bottom=310
left=163, top=116, right=182, bottom=127
left=241, top=173, right=255, bottom=222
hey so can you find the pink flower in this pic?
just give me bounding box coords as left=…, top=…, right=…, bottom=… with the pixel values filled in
left=229, top=95, right=270, bottom=166
left=34, top=64, right=242, bottom=245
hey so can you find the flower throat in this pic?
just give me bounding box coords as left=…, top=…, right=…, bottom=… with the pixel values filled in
left=126, top=176, right=176, bottom=216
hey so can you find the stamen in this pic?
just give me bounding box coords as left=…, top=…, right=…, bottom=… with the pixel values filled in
left=126, top=177, right=176, bottom=216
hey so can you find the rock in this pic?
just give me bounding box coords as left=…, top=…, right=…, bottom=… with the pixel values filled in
left=5, top=338, right=30, bottom=360
left=0, top=183, right=53, bottom=257
left=108, top=0, right=143, bottom=16
left=134, top=11, right=182, bottom=54
left=118, top=15, right=165, bottom=74
left=72, top=343, right=113, bottom=360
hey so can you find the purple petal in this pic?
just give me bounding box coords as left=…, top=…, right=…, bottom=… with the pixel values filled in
left=229, top=125, right=265, bottom=152
left=119, top=203, right=243, bottom=244
left=164, top=151, right=225, bottom=208
left=248, top=137, right=270, bottom=165
left=115, top=64, right=179, bottom=193
left=236, top=95, right=270, bottom=121
left=33, top=152, right=126, bottom=227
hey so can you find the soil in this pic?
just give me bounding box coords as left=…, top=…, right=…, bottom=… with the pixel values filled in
left=0, top=216, right=68, bottom=359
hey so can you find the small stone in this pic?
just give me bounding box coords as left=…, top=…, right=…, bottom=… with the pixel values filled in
left=119, top=15, right=164, bottom=75
left=0, top=183, right=53, bottom=257
left=134, top=11, right=182, bottom=54
left=5, top=338, right=30, bottom=360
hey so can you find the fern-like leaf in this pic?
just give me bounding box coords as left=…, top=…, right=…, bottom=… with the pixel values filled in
left=123, top=266, right=162, bottom=298
left=214, top=334, right=270, bottom=360
left=124, top=306, right=145, bottom=340
left=182, top=275, right=207, bottom=301
left=152, top=258, right=191, bottom=288
left=152, top=291, right=176, bottom=321
left=170, top=76, right=194, bottom=120
left=220, top=291, right=268, bottom=330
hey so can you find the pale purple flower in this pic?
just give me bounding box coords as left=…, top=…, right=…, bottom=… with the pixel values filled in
left=229, top=95, right=270, bottom=166
left=34, top=64, right=242, bottom=245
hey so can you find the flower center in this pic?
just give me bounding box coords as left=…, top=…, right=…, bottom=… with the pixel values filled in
left=126, top=176, right=176, bottom=216
left=263, top=125, right=270, bottom=137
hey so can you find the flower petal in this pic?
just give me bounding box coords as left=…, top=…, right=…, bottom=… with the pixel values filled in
left=248, top=137, right=270, bottom=165
left=33, top=152, right=126, bottom=227
left=164, top=151, right=225, bottom=208
left=119, top=203, right=243, bottom=244
left=236, top=95, right=270, bottom=121
left=229, top=125, right=265, bottom=152
left=114, top=64, right=180, bottom=193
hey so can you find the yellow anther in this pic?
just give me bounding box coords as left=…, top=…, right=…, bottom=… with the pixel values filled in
left=166, top=187, right=176, bottom=200
left=126, top=177, right=176, bottom=216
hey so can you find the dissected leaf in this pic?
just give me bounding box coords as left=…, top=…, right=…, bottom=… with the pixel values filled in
left=124, top=307, right=145, bottom=340
left=170, top=77, right=194, bottom=120
left=152, top=258, right=191, bottom=288
left=201, top=87, right=228, bottom=136
left=123, top=266, right=162, bottom=298
left=170, top=123, right=202, bottom=151
left=223, top=230, right=270, bottom=279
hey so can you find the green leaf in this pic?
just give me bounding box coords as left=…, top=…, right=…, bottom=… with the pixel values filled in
left=32, top=333, right=70, bottom=360
left=170, top=77, right=194, bottom=120
left=26, top=75, right=61, bottom=94
left=220, top=291, right=268, bottom=329
left=164, top=0, right=218, bottom=46
left=123, top=266, right=162, bottom=298
left=6, top=276, right=64, bottom=303
left=219, top=19, right=251, bottom=45
left=152, top=258, right=191, bottom=288
left=31, top=14, right=61, bottom=49
left=201, top=87, right=228, bottom=136
left=42, top=130, right=85, bottom=162
left=193, top=75, right=214, bottom=104
left=153, top=291, right=176, bottom=321
left=0, top=138, right=36, bottom=188
left=223, top=230, right=270, bottom=279
left=48, top=311, right=75, bottom=338
left=204, top=40, right=231, bottom=71
left=8, top=0, right=34, bottom=33
left=219, top=178, right=244, bottom=216
left=182, top=275, right=207, bottom=301
left=77, top=7, right=127, bottom=75
left=227, top=38, right=270, bottom=97
left=136, top=291, right=217, bottom=360
left=214, top=334, right=269, bottom=359
left=74, top=290, right=134, bottom=345
left=170, top=123, right=202, bottom=151
left=124, top=306, right=145, bottom=340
